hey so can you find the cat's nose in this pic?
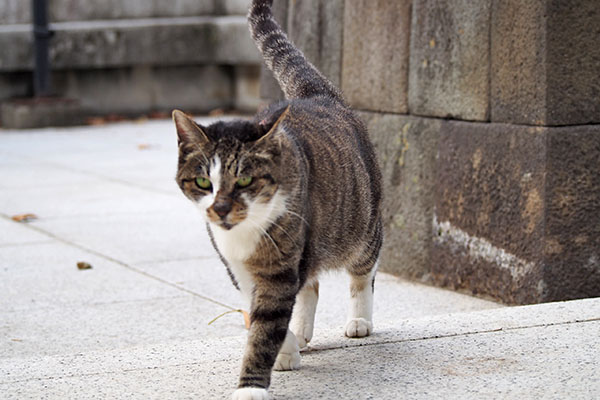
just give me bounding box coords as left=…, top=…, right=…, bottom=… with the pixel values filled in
left=212, top=199, right=233, bottom=218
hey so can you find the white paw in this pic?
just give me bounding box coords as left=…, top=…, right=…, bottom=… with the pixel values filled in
left=232, top=387, right=269, bottom=400
left=290, top=319, right=313, bottom=349
left=345, top=318, right=373, bottom=338
left=273, top=349, right=301, bottom=371
left=273, top=329, right=301, bottom=371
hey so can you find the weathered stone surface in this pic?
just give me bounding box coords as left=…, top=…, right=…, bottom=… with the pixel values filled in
left=432, top=121, right=547, bottom=304
left=1, top=97, right=85, bottom=129
left=342, top=0, right=411, bottom=113
left=359, top=111, right=441, bottom=280
left=2, top=65, right=232, bottom=127
left=491, top=0, right=600, bottom=126
left=217, top=0, right=252, bottom=16
left=409, top=0, right=491, bottom=121
left=53, top=65, right=232, bottom=116
left=288, top=0, right=344, bottom=89
left=0, top=72, right=30, bottom=103
left=490, top=0, right=549, bottom=126
left=0, top=25, right=32, bottom=71
left=544, top=126, right=600, bottom=301
left=234, top=65, right=262, bottom=113
left=0, top=17, right=260, bottom=72
left=0, top=0, right=31, bottom=24
left=545, top=0, right=600, bottom=126
left=0, top=0, right=215, bottom=24
left=432, top=121, right=600, bottom=304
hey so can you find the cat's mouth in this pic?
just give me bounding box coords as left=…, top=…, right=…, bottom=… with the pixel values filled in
left=219, top=221, right=235, bottom=230
left=210, top=216, right=239, bottom=231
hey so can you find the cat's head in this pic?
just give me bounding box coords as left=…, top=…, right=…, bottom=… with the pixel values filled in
left=173, top=106, right=290, bottom=231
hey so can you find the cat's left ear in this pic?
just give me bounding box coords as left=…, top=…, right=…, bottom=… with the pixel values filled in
left=255, top=105, right=290, bottom=144
left=172, top=109, right=210, bottom=146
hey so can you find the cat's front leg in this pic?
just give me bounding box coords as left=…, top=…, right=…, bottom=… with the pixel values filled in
left=232, top=388, right=269, bottom=400
left=235, top=272, right=299, bottom=398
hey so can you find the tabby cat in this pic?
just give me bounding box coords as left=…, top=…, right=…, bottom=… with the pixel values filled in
left=173, top=1, right=382, bottom=398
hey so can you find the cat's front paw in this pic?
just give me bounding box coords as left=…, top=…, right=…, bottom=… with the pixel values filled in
left=232, top=387, right=269, bottom=400
left=345, top=318, right=373, bottom=338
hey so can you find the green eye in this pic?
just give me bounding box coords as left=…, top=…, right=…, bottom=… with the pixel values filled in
left=195, top=177, right=212, bottom=190
left=236, top=176, right=253, bottom=188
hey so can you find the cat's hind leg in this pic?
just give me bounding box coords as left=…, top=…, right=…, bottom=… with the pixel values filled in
left=289, top=280, right=319, bottom=349
left=345, top=261, right=377, bottom=338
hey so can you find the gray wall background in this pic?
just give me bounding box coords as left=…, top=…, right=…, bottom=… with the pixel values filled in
left=0, top=0, right=261, bottom=116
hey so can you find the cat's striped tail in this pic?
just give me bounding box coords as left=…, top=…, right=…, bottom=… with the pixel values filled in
left=248, top=0, right=343, bottom=101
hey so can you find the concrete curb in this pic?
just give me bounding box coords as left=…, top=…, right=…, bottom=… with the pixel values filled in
left=2, top=298, right=597, bottom=386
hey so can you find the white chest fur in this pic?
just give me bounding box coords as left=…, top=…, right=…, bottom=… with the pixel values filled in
left=209, top=191, right=288, bottom=305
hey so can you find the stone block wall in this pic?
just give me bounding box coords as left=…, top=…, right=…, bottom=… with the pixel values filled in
left=0, top=0, right=261, bottom=118
left=261, top=0, right=600, bottom=304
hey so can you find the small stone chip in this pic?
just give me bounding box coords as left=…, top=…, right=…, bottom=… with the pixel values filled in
left=77, top=262, right=93, bottom=270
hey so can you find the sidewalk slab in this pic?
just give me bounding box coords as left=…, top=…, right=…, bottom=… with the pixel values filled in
left=0, top=240, right=183, bottom=312
left=0, top=219, right=52, bottom=247
left=1, top=298, right=597, bottom=399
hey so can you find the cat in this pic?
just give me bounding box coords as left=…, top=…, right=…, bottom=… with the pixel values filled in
left=172, top=1, right=382, bottom=399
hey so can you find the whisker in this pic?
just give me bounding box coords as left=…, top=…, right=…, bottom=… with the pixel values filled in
left=268, top=205, right=309, bottom=228
left=262, top=217, right=298, bottom=244
left=282, top=209, right=309, bottom=227
left=245, top=216, right=281, bottom=256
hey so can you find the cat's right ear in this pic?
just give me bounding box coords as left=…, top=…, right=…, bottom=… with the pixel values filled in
left=172, top=110, right=210, bottom=147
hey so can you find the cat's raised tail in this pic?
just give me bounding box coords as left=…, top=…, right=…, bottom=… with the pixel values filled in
left=248, top=0, right=343, bottom=101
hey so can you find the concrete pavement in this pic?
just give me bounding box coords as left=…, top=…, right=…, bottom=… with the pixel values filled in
left=0, top=119, right=598, bottom=399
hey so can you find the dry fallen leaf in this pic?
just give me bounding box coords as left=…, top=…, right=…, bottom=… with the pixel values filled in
left=86, top=117, right=107, bottom=126
left=242, top=310, right=251, bottom=330
left=105, top=114, right=127, bottom=122
left=209, top=108, right=226, bottom=117
left=148, top=111, right=169, bottom=120
left=77, top=262, right=93, bottom=270
left=208, top=309, right=250, bottom=329
left=11, top=213, right=38, bottom=223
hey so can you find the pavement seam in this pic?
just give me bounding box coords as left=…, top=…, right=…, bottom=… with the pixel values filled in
left=0, top=240, right=55, bottom=248
left=0, top=213, right=237, bottom=312
left=305, top=317, right=600, bottom=354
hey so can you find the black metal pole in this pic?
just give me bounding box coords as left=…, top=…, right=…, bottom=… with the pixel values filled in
left=32, top=0, right=52, bottom=97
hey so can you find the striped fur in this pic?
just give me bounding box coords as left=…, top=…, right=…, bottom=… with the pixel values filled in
left=173, top=1, right=383, bottom=397
left=248, top=0, right=343, bottom=101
